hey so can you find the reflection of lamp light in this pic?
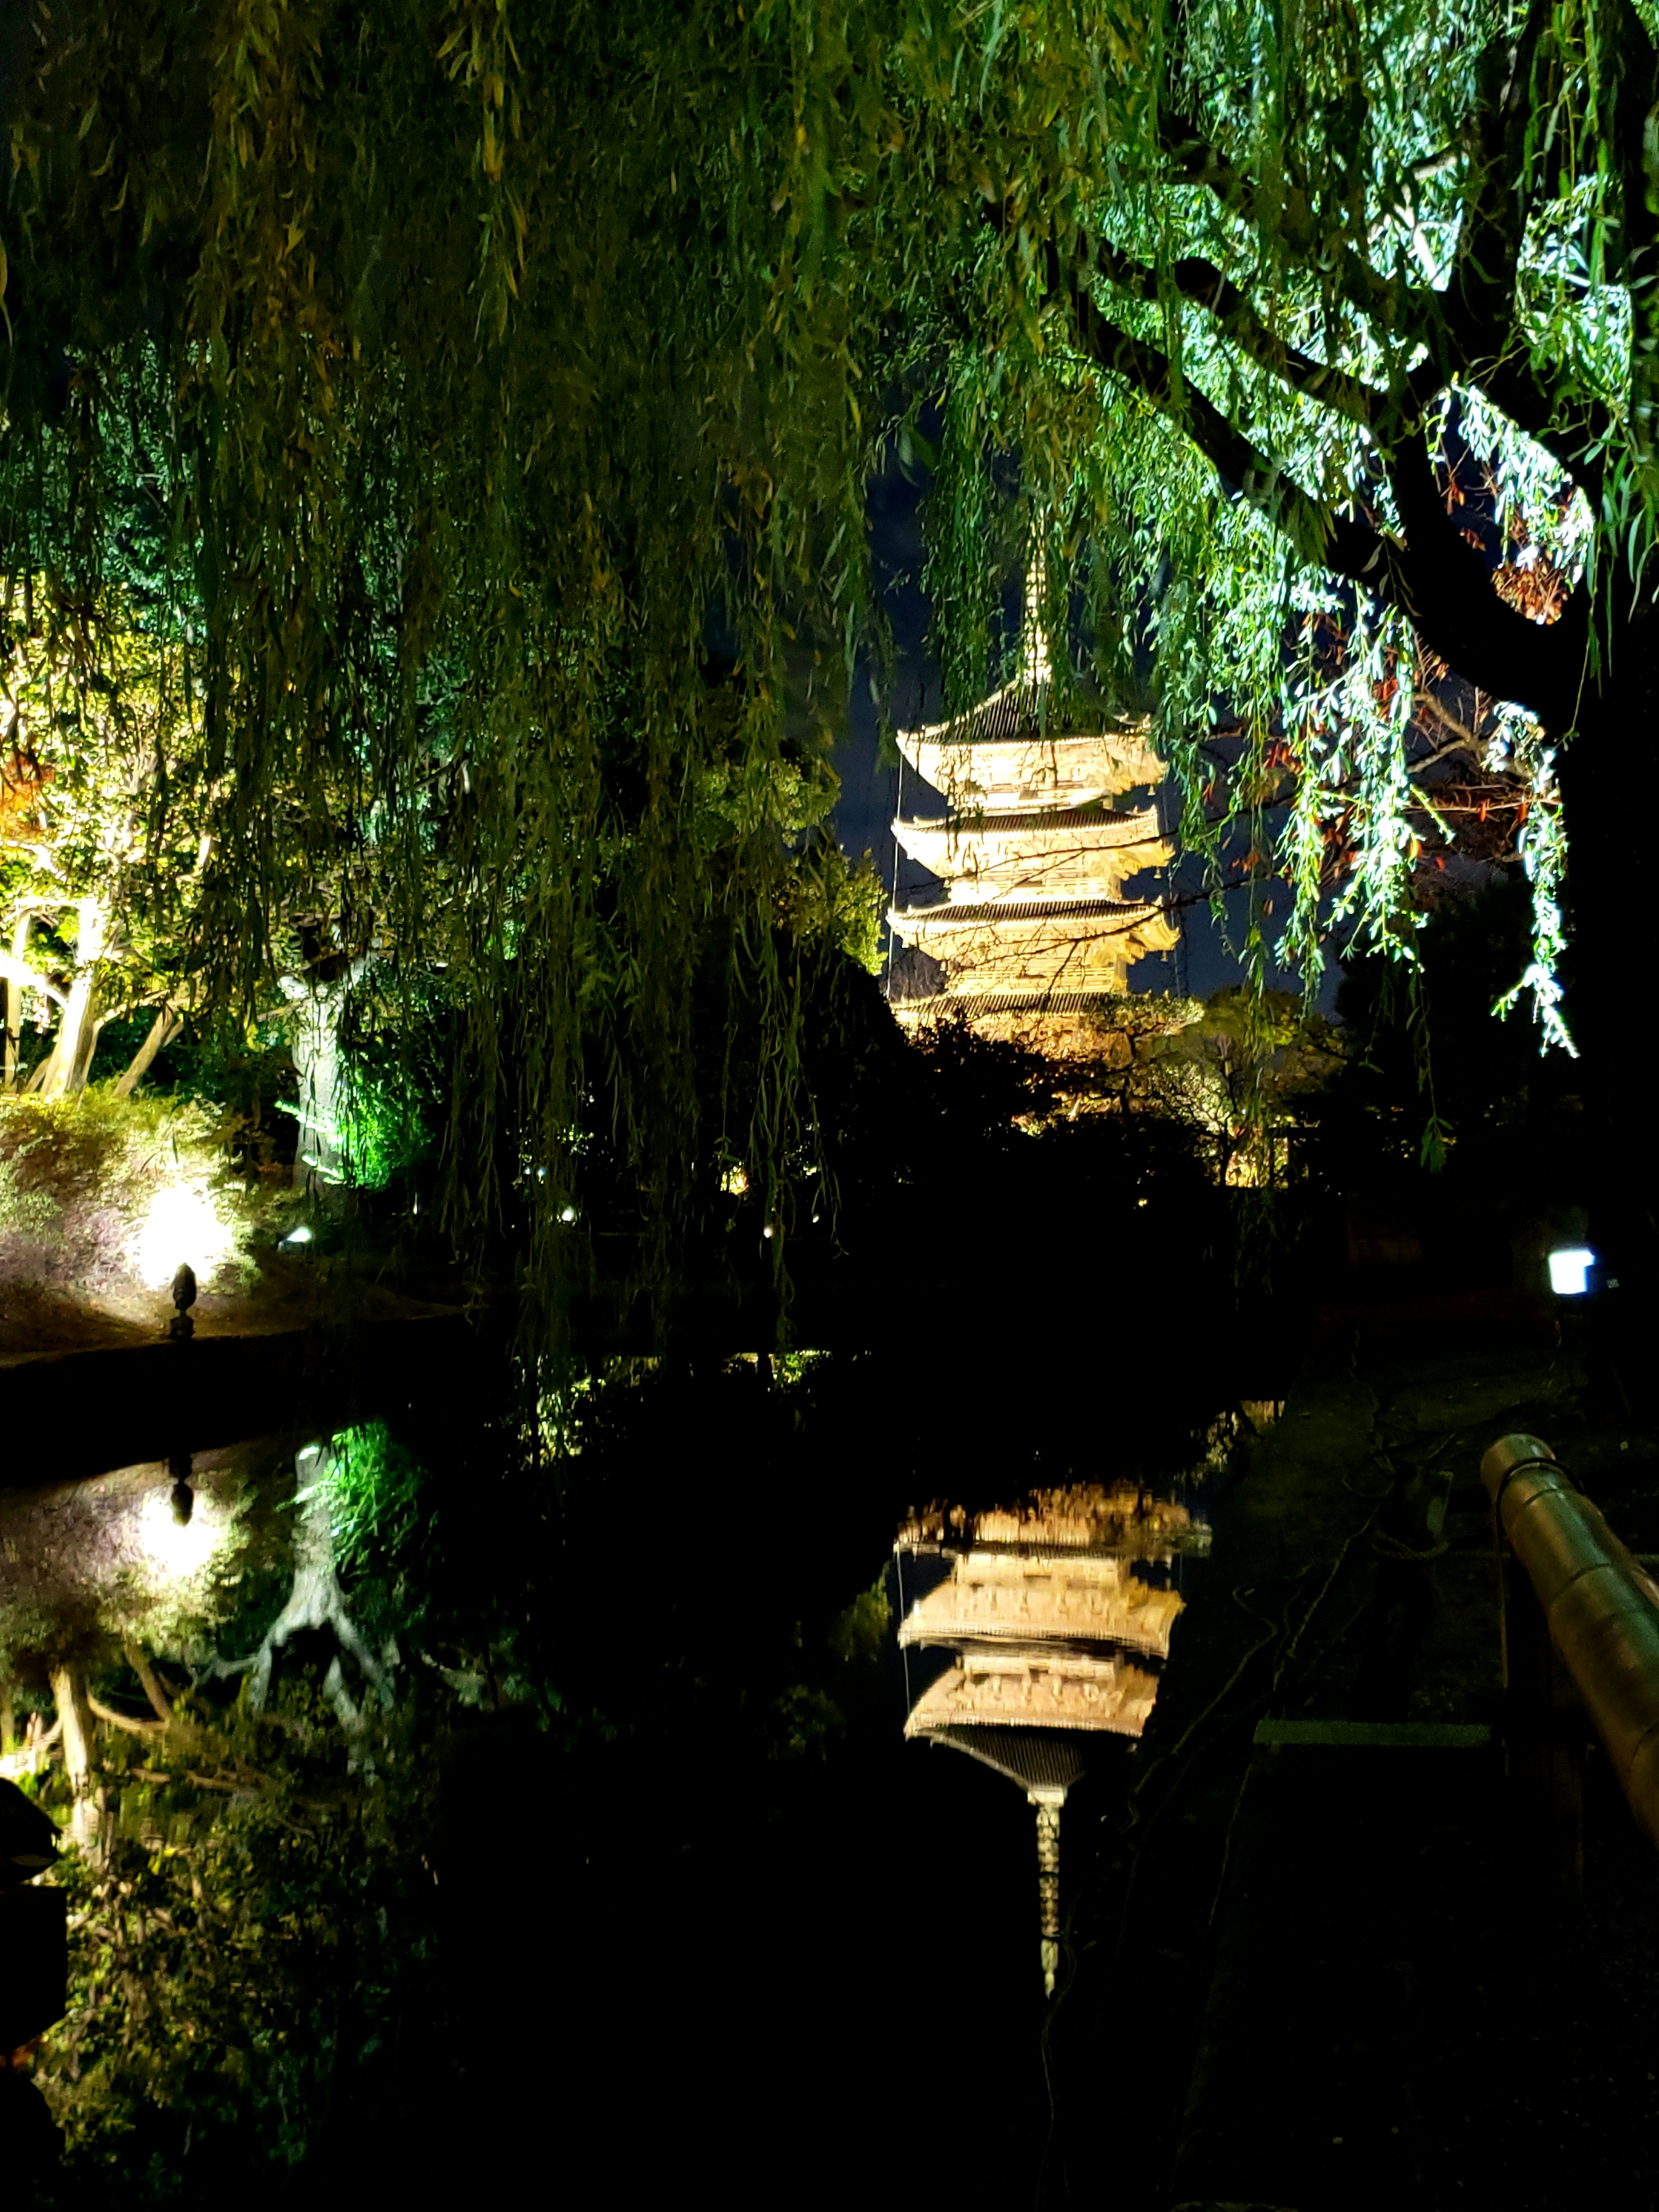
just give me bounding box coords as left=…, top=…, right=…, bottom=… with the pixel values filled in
left=138, top=1480, right=224, bottom=1578
left=1548, top=1246, right=1595, bottom=1296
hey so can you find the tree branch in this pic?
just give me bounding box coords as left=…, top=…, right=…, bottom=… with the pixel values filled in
left=1384, top=432, right=1587, bottom=729
left=88, top=1694, right=168, bottom=1738
left=0, top=954, right=67, bottom=1007
left=113, top=1006, right=182, bottom=1098
left=124, top=1642, right=176, bottom=1726
left=1091, top=241, right=1383, bottom=426
left=1156, top=100, right=1424, bottom=341
left=1052, top=238, right=1588, bottom=734
left=1445, top=0, right=1553, bottom=363
left=1057, top=261, right=1391, bottom=579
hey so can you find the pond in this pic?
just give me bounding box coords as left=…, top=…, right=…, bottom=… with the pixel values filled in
left=0, top=1355, right=1237, bottom=2206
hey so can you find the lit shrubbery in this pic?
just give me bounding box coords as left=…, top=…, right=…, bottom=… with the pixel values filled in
left=0, top=1088, right=275, bottom=1297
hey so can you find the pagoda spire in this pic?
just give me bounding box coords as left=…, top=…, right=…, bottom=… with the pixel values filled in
left=1033, top=1789, right=1062, bottom=1996
left=1020, top=538, right=1052, bottom=690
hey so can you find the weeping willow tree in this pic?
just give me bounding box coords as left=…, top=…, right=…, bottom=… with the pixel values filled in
left=881, top=0, right=1656, bottom=1226
left=857, top=0, right=1659, bottom=1230
left=4, top=0, right=1656, bottom=1311
left=0, top=1, right=901, bottom=1339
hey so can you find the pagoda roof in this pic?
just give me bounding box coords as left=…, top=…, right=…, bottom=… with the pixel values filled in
left=888, top=986, right=1198, bottom=1026
left=897, top=1484, right=1211, bottom=1558
left=897, top=676, right=1147, bottom=754
left=890, top=988, right=1121, bottom=1016
left=905, top=1650, right=1160, bottom=1737
left=890, top=894, right=1165, bottom=929
left=896, top=689, right=1166, bottom=812
left=899, top=1551, right=1184, bottom=1659
left=896, top=798, right=1155, bottom=838
left=923, top=1726, right=1090, bottom=1798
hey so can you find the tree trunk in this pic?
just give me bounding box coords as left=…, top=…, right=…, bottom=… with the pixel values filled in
left=113, top=1006, right=182, bottom=1098
left=49, top=1663, right=100, bottom=1850
left=2, top=913, right=28, bottom=1093
left=248, top=1440, right=391, bottom=1738
left=34, top=894, right=107, bottom=1100
left=280, top=963, right=367, bottom=1203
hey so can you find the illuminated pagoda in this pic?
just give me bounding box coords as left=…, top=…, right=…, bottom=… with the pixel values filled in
left=898, top=1483, right=1204, bottom=1995
left=887, top=563, right=1181, bottom=1053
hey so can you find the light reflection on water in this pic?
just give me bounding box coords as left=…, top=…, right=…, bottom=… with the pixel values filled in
left=0, top=1392, right=1246, bottom=2199
left=894, top=1459, right=1221, bottom=1993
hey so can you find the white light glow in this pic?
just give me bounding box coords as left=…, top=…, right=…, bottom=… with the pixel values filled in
left=559, top=1205, right=576, bottom=1223
left=282, top=1224, right=314, bottom=1246
left=137, top=1481, right=226, bottom=1578
left=133, top=1184, right=237, bottom=1290
left=1548, top=1246, right=1595, bottom=1296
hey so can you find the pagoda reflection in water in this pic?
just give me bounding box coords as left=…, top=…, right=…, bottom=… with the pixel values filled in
left=896, top=1483, right=1210, bottom=1994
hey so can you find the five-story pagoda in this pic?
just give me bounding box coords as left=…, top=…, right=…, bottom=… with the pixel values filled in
left=887, top=567, right=1179, bottom=1050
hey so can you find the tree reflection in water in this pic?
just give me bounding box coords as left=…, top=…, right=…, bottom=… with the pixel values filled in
left=0, top=1368, right=1237, bottom=2203
left=0, top=1434, right=437, bottom=2195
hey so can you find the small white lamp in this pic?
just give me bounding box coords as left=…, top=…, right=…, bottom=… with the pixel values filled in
left=1547, top=1246, right=1595, bottom=1297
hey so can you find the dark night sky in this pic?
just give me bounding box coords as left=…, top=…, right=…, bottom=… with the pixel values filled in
left=827, top=451, right=1323, bottom=1008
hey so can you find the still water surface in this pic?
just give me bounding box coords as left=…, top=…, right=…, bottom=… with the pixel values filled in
left=0, top=1361, right=1230, bottom=2205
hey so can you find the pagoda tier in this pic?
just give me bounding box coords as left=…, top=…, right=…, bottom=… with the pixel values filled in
left=889, top=894, right=1179, bottom=997
left=904, top=1649, right=1160, bottom=1738
left=894, top=800, right=1174, bottom=904
left=897, top=1482, right=1211, bottom=1558
left=898, top=1551, right=1184, bottom=1661
left=896, top=696, right=1166, bottom=814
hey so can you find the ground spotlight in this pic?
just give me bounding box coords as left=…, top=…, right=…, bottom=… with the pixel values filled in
left=1548, top=1246, right=1595, bottom=1297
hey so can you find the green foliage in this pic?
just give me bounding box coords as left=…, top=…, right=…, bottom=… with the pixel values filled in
left=5, top=0, right=1644, bottom=1303
left=781, top=833, right=887, bottom=974
left=827, top=1572, right=891, bottom=1665
left=33, top=1686, right=436, bottom=2194
left=1, top=1, right=904, bottom=1331
left=0, top=1087, right=270, bottom=1287
left=766, top=1681, right=846, bottom=1760
left=303, top=1419, right=426, bottom=1575
left=0, top=1138, right=58, bottom=1236
left=1, top=578, right=213, bottom=1082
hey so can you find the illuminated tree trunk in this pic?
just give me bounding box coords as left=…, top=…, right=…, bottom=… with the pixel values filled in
left=33, top=894, right=107, bottom=1099
left=112, top=1006, right=183, bottom=1098
left=279, top=965, right=366, bottom=1201
left=49, top=1663, right=100, bottom=1850
left=248, top=1441, right=391, bottom=1737
left=2, top=913, right=29, bottom=1091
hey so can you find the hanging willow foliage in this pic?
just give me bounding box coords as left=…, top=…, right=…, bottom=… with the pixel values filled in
left=5, top=0, right=1658, bottom=1305
left=0, top=0, right=927, bottom=1331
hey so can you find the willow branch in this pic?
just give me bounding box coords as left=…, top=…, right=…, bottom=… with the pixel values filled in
left=1058, top=270, right=1388, bottom=577
left=1385, top=432, right=1587, bottom=729
left=1446, top=0, right=1552, bottom=361
left=1056, top=239, right=1587, bottom=730
left=1155, top=101, right=1420, bottom=339
left=1090, top=241, right=1382, bottom=427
